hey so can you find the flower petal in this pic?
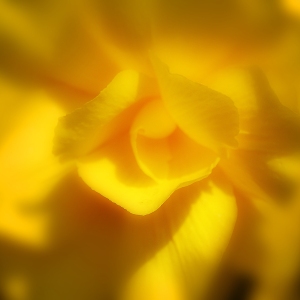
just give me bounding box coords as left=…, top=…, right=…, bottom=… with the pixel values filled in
left=252, top=180, right=300, bottom=299
left=220, top=150, right=294, bottom=204
left=207, top=68, right=300, bottom=154
left=0, top=167, right=236, bottom=299
left=155, top=62, right=239, bottom=154
left=0, top=75, right=70, bottom=247
left=208, top=68, right=300, bottom=207
left=77, top=134, right=178, bottom=215
left=130, top=99, right=219, bottom=185
left=121, top=169, right=237, bottom=299
left=0, top=172, right=125, bottom=300
left=54, top=70, right=142, bottom=159
left=0, top=0, right=120, bottom=94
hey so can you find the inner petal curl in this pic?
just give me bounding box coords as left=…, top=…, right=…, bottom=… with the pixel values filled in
left=130, top=99, right=219, bottom=185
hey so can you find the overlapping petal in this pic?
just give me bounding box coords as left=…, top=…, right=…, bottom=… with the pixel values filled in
left=203, top=68, right=300, bottom=205
left=207, top=68, right=300, bottom=154
left=155, top=63, right=239, bottom=154
left=121, top=170, right=237, bottom=299
left=55, top=67, right=236, bottom=214
left=54, top=70, right=143, bottom=159
left=130, top=99, right=219, bottom=185
left=1, top=1, right=299, bottom=299
left=0, top=168, right=236, bottom=300
left=77, top=134, right=178, bottom=215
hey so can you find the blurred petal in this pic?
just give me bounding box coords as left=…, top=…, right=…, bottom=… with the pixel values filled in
left=77, top=134, right=178, bottom=215
left=207, top=68, right=300, bottom=154
left=78, top=0, right=153, bottom=73
left=261, top=24, right=300, bottom=113
left=151, top=0, right=285, bottom=83
left=250, top=171, right=300, bottom=299
left=220, top=149, right=296, bottom=204
left=0, top=169, right=236, bottom=300
left=0, top=0, right=119, bottom=94
left=0, top=75, right=70, bottom=247
left=281, top=0, right=300, bottom=17
left=130, top=99, right=219, bottom=185
left=0, top=171, right=125, bottom=300
left=54, top=70, right=142, bottom=159
left=121, top=170, right=237, bottom=299
left=155, top=63, right=239, bottom=154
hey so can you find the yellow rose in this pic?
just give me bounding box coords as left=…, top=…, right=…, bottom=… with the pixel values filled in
left=1, top=0, right=300, bottom=300
left=54, top=62, right=239, bottom=215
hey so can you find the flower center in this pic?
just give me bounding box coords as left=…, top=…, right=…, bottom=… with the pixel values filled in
left=132, top=99, right=177, bottom=139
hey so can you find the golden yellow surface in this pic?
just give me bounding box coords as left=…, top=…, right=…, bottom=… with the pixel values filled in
left=0, top=1, right=300, bottom=299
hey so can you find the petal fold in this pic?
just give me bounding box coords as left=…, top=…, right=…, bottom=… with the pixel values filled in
left=121, top=169, right=237, bottom=299
left=130, top=99, right=219, bottom=185
left=77, top=134, right=178, bottom=215
left=208, top=68, right=300, bottom=154
left=54, top=70, right=141, bottom=159
left=155, top=62, right=239, bottom=154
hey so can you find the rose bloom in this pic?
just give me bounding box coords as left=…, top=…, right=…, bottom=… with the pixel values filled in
left=1, top=1, right=300, bottom=300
